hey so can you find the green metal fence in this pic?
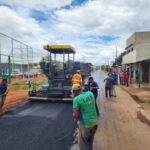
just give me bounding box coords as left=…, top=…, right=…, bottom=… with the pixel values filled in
left=0, top=32, right=33, bottom=83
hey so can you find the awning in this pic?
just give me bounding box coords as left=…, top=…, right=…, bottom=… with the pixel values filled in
left=43, top=45, right=76, bottom=54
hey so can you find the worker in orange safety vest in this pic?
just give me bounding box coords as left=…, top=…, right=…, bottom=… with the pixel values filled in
left=72, top=70, right=82, bottom=86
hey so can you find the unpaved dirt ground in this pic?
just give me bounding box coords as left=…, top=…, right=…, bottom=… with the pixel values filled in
left=120, top=85, right=150, bottom=111
left=94, top=85, right=150, bottom=150
left=2, top=91, right=28, bottom=112
left=71, top=71, right=150, bottom=150
left=71, top=72, right=150, bottom=150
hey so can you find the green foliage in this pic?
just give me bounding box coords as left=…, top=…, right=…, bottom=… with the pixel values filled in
left=11, top=84, right=29, bottom=92
left=11, top=81, right=48, bottom=92
left=52, top=60, right=61, bottom=70
left=101, top=65, right=111, bottom=72
left=112, top=51, right=126, bottom=67
left=40, top=57, right=46, bottom=70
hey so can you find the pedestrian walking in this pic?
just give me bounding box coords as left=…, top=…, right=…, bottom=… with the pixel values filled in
left=88, top=76, right=100, bottom=116
left=72, top=70, right=83, bottom=86
left=112, top=72, right=117, bottom=85
left=72, top=84, right=98, bottom=150
left=123, top=71, right=129, bottom=86
left=104, top=74, right=114, bottom=98
left=111, top=72, right=117, bottom=97
left=119, top=71, right=123, bottom=85
left=112, top=81, right=117, bottom=97
left=0, top=79, right=8, bottom=107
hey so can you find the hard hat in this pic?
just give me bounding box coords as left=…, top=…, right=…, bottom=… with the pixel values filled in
left=72, top=84, right=81, bottom=91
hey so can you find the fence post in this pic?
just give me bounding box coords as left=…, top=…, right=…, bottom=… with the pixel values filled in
left=8, top=56, right=11, bottom=83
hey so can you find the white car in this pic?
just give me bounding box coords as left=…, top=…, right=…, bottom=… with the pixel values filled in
left=24, top=72, right=38, bottom=77
left=11, top=71, right=23, bottom=77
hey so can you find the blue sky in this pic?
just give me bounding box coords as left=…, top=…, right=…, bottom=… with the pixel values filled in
left=30, top=10, right=48, bottom=22
left=0, top=0, right=149, bottom=64
left=63, top=0, right=88, bottom=9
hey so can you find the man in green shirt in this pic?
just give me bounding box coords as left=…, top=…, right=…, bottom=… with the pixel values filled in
left=72, top=84, right=98, bottom=150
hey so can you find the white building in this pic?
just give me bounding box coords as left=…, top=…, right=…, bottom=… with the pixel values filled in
left=122, top=31, right=150, bottom=87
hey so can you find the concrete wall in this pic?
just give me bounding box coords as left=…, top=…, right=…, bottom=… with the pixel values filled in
left=123, top=32, right=150, bottom=87
left=135, top=43, right=150, bottom=62
left=127, top=33, right=135, bottom=47
left=123, top=32, right=150, bottom=64
left=135, top=32, right=150, bottom=44
left=122, top=50, right=136, bottom=64
left=126, top=32, right=150, bottom=47
left=132, top=63, right=139, bottom=80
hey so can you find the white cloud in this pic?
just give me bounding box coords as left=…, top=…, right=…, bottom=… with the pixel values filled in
left=52, top=0, right=150, bottom=63
left=0, top=0, right=150, bottom=64
left=0, top=0, right=73, bottom=10
left=0, top=6, right=52, bottom=61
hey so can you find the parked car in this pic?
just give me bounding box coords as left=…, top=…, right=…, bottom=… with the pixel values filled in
left=11, top=71, right=23, bottom=77
left=24, top=72, right=38, bottom=77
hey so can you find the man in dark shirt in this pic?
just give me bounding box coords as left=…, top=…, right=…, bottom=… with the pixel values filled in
left=88, top=76, right=100, bottom=116
left=104, top=74, right=114, bottom=98
left=0, top=79, right=7, bottom=107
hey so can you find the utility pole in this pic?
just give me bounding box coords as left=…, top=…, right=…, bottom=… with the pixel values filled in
left=8, top=56, right=11, bottom=83
left=116, top=45, right=120, bottom=84
left=115, top=45, right=118, bottom=68
left=107, top=57, right=109, bottom=66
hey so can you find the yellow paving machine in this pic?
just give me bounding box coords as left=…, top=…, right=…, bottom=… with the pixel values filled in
left=28, top=45, right=76, bottom=102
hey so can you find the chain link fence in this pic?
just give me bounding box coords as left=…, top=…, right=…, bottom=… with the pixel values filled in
left=0, top=32, right=33, bottom=83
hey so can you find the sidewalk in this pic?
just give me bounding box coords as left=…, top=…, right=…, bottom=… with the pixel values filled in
left=120, top=85, right=150, bottom=103
left=94, top=85, right=150, bottom=150
left=120, top=85, right=150, bottom=126
left=102, top=71, right=150, bottom=126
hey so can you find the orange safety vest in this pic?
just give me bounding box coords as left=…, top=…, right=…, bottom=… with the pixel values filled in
left=72, top=73, right=82, bottom=85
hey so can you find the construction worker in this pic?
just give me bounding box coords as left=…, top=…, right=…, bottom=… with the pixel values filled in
left=0, top=79, right=8, bottom=107
left=88, top=76, right=100, bottom=116
left=72, top=70, right=82, bottom=86
left=72, top=84, right=98, bottom=150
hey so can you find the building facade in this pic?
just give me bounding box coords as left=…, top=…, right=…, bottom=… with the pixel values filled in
left=122, top=32, right=150, bottom=87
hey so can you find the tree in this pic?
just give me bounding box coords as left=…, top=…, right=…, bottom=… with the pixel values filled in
left=112, top=51, right=126, bottom=67
left=101, top=65, right=111, bottom=72
left=40, top=57, right=46, bottom=70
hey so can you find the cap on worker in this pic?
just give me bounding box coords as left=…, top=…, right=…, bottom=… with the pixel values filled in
left=76, top=70, right=80, bottom=73
left=72, top=84, right=81, bottom=91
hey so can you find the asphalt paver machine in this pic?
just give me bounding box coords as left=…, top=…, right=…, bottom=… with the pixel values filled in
left=28, top=45, right=76, bottom=101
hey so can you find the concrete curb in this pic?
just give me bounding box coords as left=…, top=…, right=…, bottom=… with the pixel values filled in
left=137, top=110, right=150, bottom=126
left=120, top=86, right=150, bottom=126
left=119, top=86, right=144, bottom=103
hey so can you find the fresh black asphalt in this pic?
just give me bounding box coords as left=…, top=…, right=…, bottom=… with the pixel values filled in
left=0, top=101, right=75, bottom=150
left=0, top=71, right=102, bottom=150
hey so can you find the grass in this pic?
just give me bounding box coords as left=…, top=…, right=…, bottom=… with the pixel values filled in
left=10, top=80, right=48, bottom=92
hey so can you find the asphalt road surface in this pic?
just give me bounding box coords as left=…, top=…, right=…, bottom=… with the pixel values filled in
left=0, top=101, right=75, bottom=150
left=2, top=70, right=149, bottom=150
left=0, top=70, right=100, bottom=150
